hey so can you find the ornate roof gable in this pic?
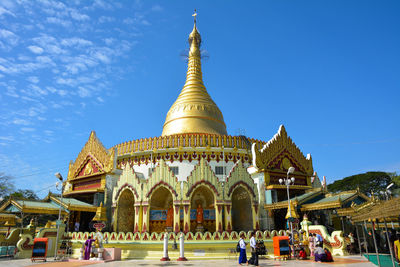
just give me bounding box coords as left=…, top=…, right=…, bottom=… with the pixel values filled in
left=68, top=131, right=114, bottom=179
left=251, top=125, right=313, bottom=175
left=113, top=163, right=144, bottom=204
left=225, top=161, right=258, bottom=202
left=185, top=158, right=223, bottom=201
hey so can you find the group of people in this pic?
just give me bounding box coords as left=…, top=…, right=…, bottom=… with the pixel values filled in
left=299, top=232, right=333, bottom=262
left=238, top=232, right=261, bottom=267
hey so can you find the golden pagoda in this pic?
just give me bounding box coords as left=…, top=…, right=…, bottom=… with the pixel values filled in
left=161, top=12, right=227, bottom=136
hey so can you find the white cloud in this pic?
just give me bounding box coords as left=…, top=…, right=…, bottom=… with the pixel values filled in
left=33, top=34, right=57, bottom=47
left=91, top=0, right=114, bottom=10
left=104, top=38, right=114, bottom=45
left=151, top=4, right=163, bottom=12
left=28, top=45, right=44, bottom=54
left=20, top=127, right=35, bottom=132
left=28, top=84, right=48, bottom=96
left=91, top=50, right=111, bottom=64
left=38, top=0, right=66, bottom=10
left=70, top=10, right=89, bottom=21
left=27, top=76, right=39, bottom=83
left=98, top=16, right=114, bottom=23
left=77, top=86, right=91, bottom=97
left=97, top=96, right=104, bottom=102
left=5, top=86, right=19, bottom=98
left=52, top=103, right=62, bottom=108
left=36, top=56, right=55, bottom=65
left=46, top=86, right=57, bottom=93
left=0, top=29, right=19, bottom=47
left=61, top=37, right=92, bottom=47
left=0, top=6, right=16, bottom=17
left=46, top=17, right=72, bottom=27
left=141, top=20, right=151, bottom=26
left=56, top=77, right=76, bottom=87
left=65, top=62, right=87, bottom=74
left=0, top=136, right=14, bottom=141
left=13, top=119, right=31, bottom=125
left=47, top=44, right=66, bottom=54
left=57, top=89, right=67, bottom=96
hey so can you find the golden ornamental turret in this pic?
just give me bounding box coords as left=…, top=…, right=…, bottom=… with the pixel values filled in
left=161, top=11, right=228, bottom=136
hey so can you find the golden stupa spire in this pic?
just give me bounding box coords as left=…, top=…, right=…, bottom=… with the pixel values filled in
left=161, top=11, right=227, bottom=136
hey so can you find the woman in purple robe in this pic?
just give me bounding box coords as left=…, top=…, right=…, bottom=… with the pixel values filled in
left=84, top=239, right=95, bottom=260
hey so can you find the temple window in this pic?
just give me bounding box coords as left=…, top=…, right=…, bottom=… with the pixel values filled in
left=215, top=166, right=226, bottom=175
left=170, top=166, right=179, bottom=176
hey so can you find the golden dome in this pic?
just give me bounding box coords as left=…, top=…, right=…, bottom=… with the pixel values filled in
left=161, top=15, right=227, bottom=136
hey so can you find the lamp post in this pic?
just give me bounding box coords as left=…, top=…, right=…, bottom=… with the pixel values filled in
left=279, top=166, right=295, bottom=256
left=54, top=172, right=64, bottom=260
left=380, top=183, right=394, bottom=201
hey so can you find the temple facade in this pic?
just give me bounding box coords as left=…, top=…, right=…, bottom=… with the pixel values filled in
left=63, top=16, right=317, bottom=234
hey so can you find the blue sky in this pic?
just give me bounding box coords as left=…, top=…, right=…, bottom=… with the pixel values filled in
left=0, top=0, right=399, bottom=197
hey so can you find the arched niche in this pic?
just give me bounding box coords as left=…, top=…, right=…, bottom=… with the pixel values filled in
left=149, top=186, right=173, bottom=233
left=117, top=189, right=135, bottom=233
left=231, top=186, right=253, bottom=232
left=190, top=185, right=215, bottom=232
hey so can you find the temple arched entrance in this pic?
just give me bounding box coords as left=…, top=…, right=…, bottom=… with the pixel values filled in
left=116, top=189, right=135, bottom=233
left=232, top=186, right=253, bottom=232
left=190, top=185, right=215, bottom=232
left=149, top=186, right=173, bottom=233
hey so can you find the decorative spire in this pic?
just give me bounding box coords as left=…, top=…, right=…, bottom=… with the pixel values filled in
left=162, top=12, right=227, bottom=136
left=192, top=9, right=197, bottom=25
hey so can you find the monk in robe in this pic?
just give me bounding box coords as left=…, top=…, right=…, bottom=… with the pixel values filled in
left=196, top=204, right=203, bottom=224
left=165, top=205, right=174, bottom=228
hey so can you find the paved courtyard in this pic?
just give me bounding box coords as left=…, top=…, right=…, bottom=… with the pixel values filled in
left=0, top=256, right=375, bottom=267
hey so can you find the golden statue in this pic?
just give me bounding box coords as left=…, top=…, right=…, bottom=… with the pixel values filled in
left=196, top=204, right=204, bottom=225
left=84, top=162, right=93, bottom=176
left=165, top=205, right=174, bottom=228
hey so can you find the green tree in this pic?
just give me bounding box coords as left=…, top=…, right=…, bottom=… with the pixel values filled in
left=10, top=189, right=38, bottom=200
left=389, top=172, right=400, bottom=196
left=327, top=171, right=393, bottom=196
left=0, top=173, right=15, bottom=200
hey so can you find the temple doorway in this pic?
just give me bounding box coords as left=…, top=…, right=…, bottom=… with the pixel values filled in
left=232, top=186, right=253, bottom=232
left=190, top=185, right=215, bottom=232
left=149, top=187, right=173, bottom=233
left=116, top=189, right=135, bottom=232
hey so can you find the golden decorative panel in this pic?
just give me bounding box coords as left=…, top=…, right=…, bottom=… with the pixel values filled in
left=251, top=125, right=313, bottom=175
left=68, top=131, right=114, bottom=180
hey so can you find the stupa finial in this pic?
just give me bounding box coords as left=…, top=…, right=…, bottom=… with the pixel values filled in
left=192, top=9, right=197, bottom=25
left=161, top=11, right=227, bottom=136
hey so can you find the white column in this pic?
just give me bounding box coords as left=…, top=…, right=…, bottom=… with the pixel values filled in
left=177, top=233, right=187, bottom=261
left=160, top=232, right=170, bottom=261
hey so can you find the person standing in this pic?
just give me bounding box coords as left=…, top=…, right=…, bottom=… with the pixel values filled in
left=238, top=233, right=247, bottom=266
left=394, top=233, right=400, bottom=263
left=348, top=233, right=355, bottom=254
left=315, top=233, right=323, bottom=247
left=308, top=233, right=315, bottom=258
left=74, top=221, right=80, bottom=232
left=248, top=232, right=259, bottom=267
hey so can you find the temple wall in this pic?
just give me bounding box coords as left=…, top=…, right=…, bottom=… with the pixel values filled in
left=68, top=230, right=285, bottom=260
left=130, top=160, right=246, bottom=182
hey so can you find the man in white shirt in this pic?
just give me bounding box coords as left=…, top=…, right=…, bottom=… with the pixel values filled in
left=74, top=221, right=80, bottom=232
left=238, top=233, right=247, bottom=265
left=248, top=232, right=259, bottom=267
